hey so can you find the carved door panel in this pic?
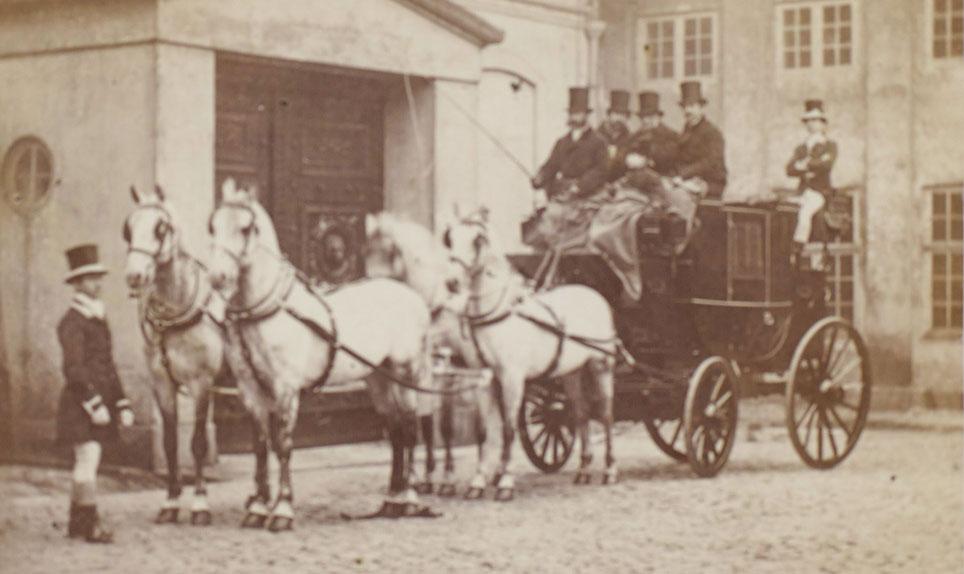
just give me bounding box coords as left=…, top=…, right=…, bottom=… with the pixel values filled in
left=213, top=55, right=387, bottom=451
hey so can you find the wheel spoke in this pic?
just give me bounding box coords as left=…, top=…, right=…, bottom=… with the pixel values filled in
left=820, top=325, right=839, bottom=373
left=795, top=401, right=818, bottom=432
left=802, top=404, right=818, bottom=450
left=826, top=339, right=854, bottom=380
left=710, top=373, right=726, bottom=401
left=551, top=431, right=561, bottom=465
left=714, top=390, right=733, bottom=410
left=669, top=419, right=684, bottom=447
left=830, top=356, right=860, bottom=383
left=827, top=404, right=854, bottom=441
left=819, top=407, right=839, bottom=459
left=537, top=428, right=552, bottom=461
left=531, top=425, right=549, bottom=451
left=816, top=416, right=824, bottom=461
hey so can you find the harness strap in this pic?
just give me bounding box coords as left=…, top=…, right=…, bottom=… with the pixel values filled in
left=530, top=300, right=566, bottom=381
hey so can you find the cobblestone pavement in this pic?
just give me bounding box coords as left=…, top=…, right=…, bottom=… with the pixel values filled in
left=1, top=406, right=961, bottom=574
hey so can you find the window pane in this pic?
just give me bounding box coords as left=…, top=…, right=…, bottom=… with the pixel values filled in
left=824, top=49, right=836, bottom=66
left=663, top=20, right=674, bottom=36
left=934, top=280, right=948, bottom=300
left=825, top=5, right=836, bottom=22
left=937, top=0, right=947, bottom=13
left=841, top=26, right=852, bottom=43
left=934, top=305, right=948, bottom=328
left=801, top=8, right=811, bottom=23
left=951, top=307, right=963, bottom=328
left=840, top=48, right=852, bottom=65
left=663, top=40, right=674, bottom=55
left=701, top=38, right=712, bottom=55
left=801, top=29, right=811, bottom=45
left=952, top=218, right=963, bottom=240
left=934, top=192, right=947, bottom=216
left=952, top=281, right=963, bottom=302
left=952, top=38, right=963, bottom=56
left=954, top=18, right=964, bottom=34
left=700, top=59, right=712, bottom=75
left=686, top=18, right=696, bottom=35
left=685, top=60, right=696, bottom=76
left=953, top=0, right=962, bottom=11
left=801, top=50, right=812, bottom=67
left=648, top=61, right=659, bottom=79
left=841, top=282, right=853, bottom=301
left=934, top=253, right=947, bottom=275
left=840, top=4, right=851, bottom=21
left=825, top=27, right=836, bottom=43
left=952, top=253, right=963, bottom=275
left=841, top=254, right=853, bottom=275
left=785, top=30, right=797, bottom=47
left=935, top=19, right=947, bottom=36
left=952, top=193, right=962, bottom=216
left=935, top=40, right=948, bottom=58
left=785, top=9, right=796, bottom=25
left=662, top=61, right=674, bottom=77
left=785, top=51, right=797, bottom=68
left=648, top=22, right=659, bottom=38
left=702, top=17, right=712, bottom=34
left=686, top=39, right=696, bottom=55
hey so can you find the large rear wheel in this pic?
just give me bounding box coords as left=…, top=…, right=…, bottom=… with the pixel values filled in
left=641, top=415, right=687, bottom=462
left=786, top=317, right=872, bottom=469
left=518, top=380, right=575, bottom=473
left=683, top=357, right=739, bottom=478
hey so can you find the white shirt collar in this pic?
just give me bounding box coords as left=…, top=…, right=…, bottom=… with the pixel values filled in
left=570, top=126, right=587, bottom=141
left=806, top=133, right=827, bottom=150
left=72, top=293, right=106, bottom=320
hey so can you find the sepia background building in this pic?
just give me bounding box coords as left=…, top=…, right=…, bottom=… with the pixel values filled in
left=0, top=0, right=960, bottom=468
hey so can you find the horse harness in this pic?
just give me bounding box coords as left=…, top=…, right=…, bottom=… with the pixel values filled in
left=222, top=257, right=479, bottom=397
left=139, top=253, right=226, bottom=391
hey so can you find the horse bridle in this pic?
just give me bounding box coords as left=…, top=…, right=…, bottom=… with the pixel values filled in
left=123, top=204, right=175, bottom=261
left=209, top=200, right=260, bottom=267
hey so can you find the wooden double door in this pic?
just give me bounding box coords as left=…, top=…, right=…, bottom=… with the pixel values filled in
left=213, top=54, right=387, bottom=450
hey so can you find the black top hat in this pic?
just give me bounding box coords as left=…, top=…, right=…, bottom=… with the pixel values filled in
left=607, top=90, right=631, bottom=115
left=801, top=99, right=828, bottom=122
left=679, top=81, right=707, bottom=106
left=637, top=91, right=663, bottom=117
left=64, top=243, right=108, bottom=283
left=568, top=87, right=592, bottom=113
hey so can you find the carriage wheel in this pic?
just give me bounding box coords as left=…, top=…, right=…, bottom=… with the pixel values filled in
left=786, top=317, right=872, bottom=469
left=641, top=415, right=687, bottom=462
left=518, top=380, right=575, bottom=473
left=683, top=357, right=739, bottom=478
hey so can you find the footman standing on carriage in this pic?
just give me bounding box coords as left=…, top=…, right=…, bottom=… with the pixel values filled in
left=597, top=89, right=634, bottom=183
left=56, top=244, right=135, bottom=544
left=785, top=99, right=838, bottom=252
left=669, top=81, right=727, bottom=230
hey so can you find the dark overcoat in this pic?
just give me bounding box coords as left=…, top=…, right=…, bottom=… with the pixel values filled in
left=677, top=118, right=728, bottom=198
left=785, top=139, right=838, bottom=195
left=598, top=121, right=634, bottom=183
left=626, top=124, right=680, bottom=178
left=532, top=128, right=609, bottom=199
left=56, top=308, right=129, bottom=445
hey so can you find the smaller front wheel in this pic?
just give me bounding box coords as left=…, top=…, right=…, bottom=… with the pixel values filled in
left=518, top=380, right=575, bottom=473
left=683, top=357, right=739, bottom=478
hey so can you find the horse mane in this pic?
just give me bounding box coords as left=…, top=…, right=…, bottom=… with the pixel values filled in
left=248, top=199, right=281, bottom=254
left=371, top=213, right=449, bottom=305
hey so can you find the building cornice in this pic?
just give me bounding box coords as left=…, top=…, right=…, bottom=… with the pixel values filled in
left=397, top=0, right=505, bottom=46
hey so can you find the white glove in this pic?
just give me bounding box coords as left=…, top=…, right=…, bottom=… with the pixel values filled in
left=119, top=408, right=135, bottom=428
left=533, top=189, right=548, bottom=210
left=91, top=404, right=111, bottom=426
left=625, top=153, right=646, bottom=170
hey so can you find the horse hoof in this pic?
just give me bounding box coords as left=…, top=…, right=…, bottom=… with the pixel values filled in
left=494, top=487, right=515, bottom=502
left=464, top=487, right=485, bottom=500
left=154, top=508, right=179, bottom=524
left=267, top=516, right=294, bottom=533
left=415, top=482, right=434, bottom=495
left=437, top=484, right=457, bottom=497
left=190, top=510, right=212, bottom=526
left=603, top=473, right=618, bottom=485
left=573, top=473, right=591, bottom=485
left=240, top=512, right=267, bottom=529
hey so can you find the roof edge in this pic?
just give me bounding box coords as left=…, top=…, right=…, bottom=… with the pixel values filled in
left=397, top=0, right=505, bottom=47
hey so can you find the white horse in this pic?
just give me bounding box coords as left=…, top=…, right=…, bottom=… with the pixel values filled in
left=364, top=212, right=489, bottom=496
left=123, top=185, right=223, bottom=525
left=443, top=209, right=620, bottom=498
left=207, top=180, right=438, bottom=529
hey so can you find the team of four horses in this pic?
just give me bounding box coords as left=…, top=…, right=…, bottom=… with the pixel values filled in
left=122, top=179, right=623, bottom=531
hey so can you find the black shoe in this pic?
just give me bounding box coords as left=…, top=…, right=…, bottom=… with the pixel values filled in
left=67, top=503, right=84, bottom=539
left=78, top=506, right=114, bottom=544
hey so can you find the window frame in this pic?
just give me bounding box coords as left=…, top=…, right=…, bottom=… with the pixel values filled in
left=924, top=183, right=964, bottom=336
left=776, top=0, right=858, bottom=72
left=928, top=0, right=964, bottom=62
left=639, top=11, right=720, bottom=84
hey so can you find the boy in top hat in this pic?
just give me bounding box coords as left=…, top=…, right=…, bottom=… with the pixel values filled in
left=57, top=243, right=134, bottom=543
left=598, top=89, right=634, bottom=182
left=785, top=99, right=838, bottom=248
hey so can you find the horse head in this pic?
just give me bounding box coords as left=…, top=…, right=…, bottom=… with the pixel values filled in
left=442, top=206, right=501, bottom=291
left=123, top=184, right=178, bottom=293
left=207, top=178, right=278, bottom=300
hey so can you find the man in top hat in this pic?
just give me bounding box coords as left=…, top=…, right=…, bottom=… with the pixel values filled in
left=56, top=243, right=134, bottom=543
left=597, top=89, right=634, bottom=182
left=674, top=81, right=727, bottom=198
left=624, top=91, right=680, bottom=179
left=530, top=86, right=609, bottom=206
left=785, top=99, right=838, bottom=248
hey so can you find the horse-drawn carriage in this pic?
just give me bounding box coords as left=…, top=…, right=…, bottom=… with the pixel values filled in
left=507, top=198, right=872, bottom=478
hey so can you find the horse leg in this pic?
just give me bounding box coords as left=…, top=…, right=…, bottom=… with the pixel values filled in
left=466, top=378, right=498, bottom=500
left=564, top=371, right=593, bottom=485
left=189, top=390, right=212, bottom=526
left=416, top=414, right=436, bottom=494
left=438, top=397, right=457, bottom=497
left=241, top=414, right=270, bottom=529
left=591, top=359, right=618, bottom=485
left=267, top=394, right=298, bottom=532
left=154, top=383, right=181, bottom=524
left=493, top=371, right=525, bottom=501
